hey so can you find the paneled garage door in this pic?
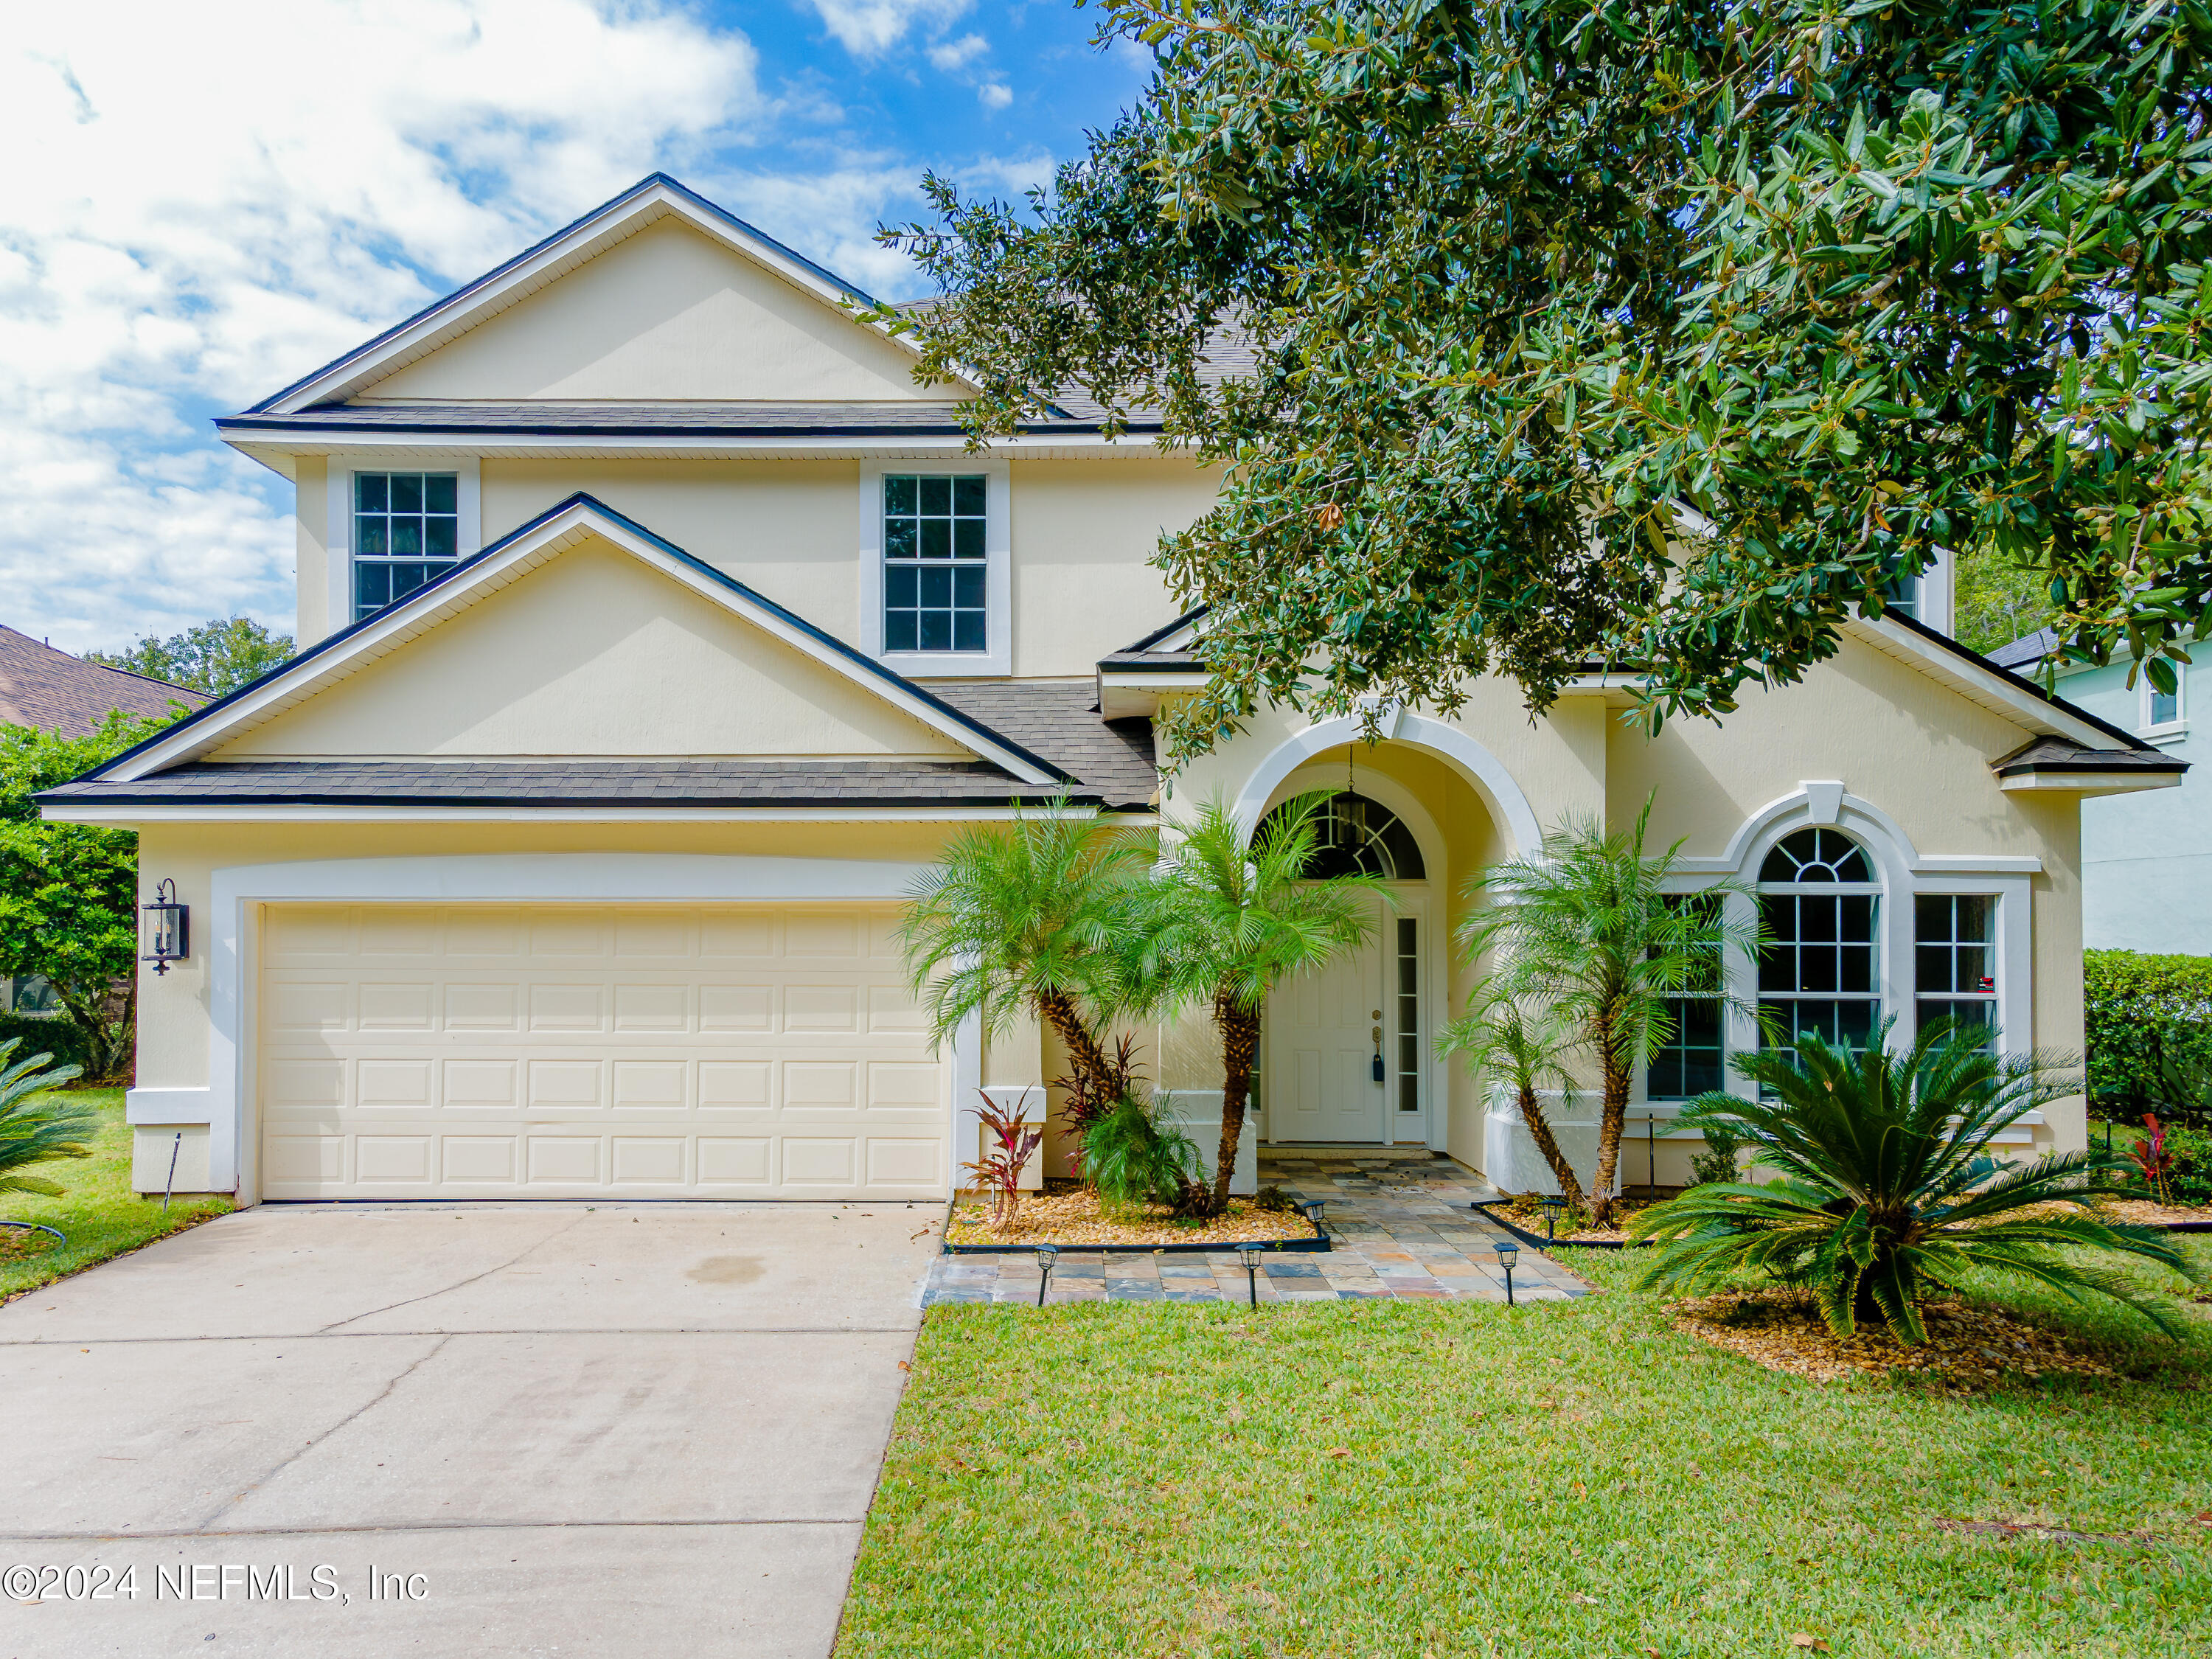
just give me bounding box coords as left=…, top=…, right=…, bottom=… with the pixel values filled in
left=257, top=903, right=946, bottom=1200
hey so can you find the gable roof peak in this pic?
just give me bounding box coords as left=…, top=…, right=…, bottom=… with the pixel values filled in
left=243, top=173, right=924, bottom=417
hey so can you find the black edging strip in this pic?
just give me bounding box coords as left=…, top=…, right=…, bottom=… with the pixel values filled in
left=1474, top=1200, right=1652, bottom=1252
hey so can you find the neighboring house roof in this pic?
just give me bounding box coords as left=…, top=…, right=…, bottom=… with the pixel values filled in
left=1987, top=627, right=2060, bottom=673
left=0, top=625, right=206, bottom=737
left=38, top=758, right=1088, bottom=812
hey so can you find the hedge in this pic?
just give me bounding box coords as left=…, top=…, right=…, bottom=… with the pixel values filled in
left=0, top=1013, right=99, bottom=1082
left=2084, top=948, right=2212, bottom=1115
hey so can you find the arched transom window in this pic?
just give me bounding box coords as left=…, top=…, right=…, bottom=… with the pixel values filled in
left=1262, top=791, right=1425, bottom=880
left=1757, top=827, right=1882, bottom=1051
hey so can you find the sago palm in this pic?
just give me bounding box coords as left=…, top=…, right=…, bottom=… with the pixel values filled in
left=0, top=1037, right=94, bottom=1200
left=898, top=793, right=1152, bottom=1099
left=1135, top=793, right=1385, bottom=1216
left=1630, top=1020, right=2199, bottom=1343
left=1440, top=994, right=1587, bottom=1213
left=1460, top=801, right=1756, bottom=1224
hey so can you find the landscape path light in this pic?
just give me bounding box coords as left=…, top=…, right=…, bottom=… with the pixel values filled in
left=1237, top=1243, right=1265, bottom=1307
left=1540, top=1195, right=1565, bottom=1242
left=1032, top=1243, right=1059, bottom=1308
left=1496, top=1240, right=1520, bottom=1307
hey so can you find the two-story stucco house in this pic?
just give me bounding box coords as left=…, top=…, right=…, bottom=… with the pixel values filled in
left=38, top=175, right=2185, bottom=1206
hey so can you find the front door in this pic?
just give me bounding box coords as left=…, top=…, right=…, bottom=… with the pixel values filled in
left=1263, top=925, right=1388, bottom=1143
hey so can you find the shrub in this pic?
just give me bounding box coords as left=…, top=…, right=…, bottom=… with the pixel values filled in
left=0, top=1015, right=92, bottom=1079
left=1081, top=1093, right=1202, bottom=1213
left=1632, top=1020, right=2197, bottom=1343
left=2084, top=948, right=2212, bottom=1119
left=2167, top=1123, right=2212, bottom=1206
left=1686, top=1121, right=1746, bottom=1189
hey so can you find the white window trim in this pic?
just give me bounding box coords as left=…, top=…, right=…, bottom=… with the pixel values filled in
left=857, top=459, right=1011, bottom=678
left=324, top=455, right=482, bottom=639
left=1650, top=785, right=2034, bottom=1103
left=2140, top=662, right=2187, bottom=744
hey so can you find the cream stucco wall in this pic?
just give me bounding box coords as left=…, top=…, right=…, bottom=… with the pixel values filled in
left=294, top=456, right=328, bottom=645
left=471, top=456, right=1211, bottom=675
left=216, top=539, right=969, bottom=760
left=358, top=218, right=944, bottom=403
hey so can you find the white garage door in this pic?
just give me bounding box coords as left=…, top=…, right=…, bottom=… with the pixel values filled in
left=257, top=903, right=946, bottom=1201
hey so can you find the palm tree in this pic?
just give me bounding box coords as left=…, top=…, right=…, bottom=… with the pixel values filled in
left=0, top=1037, right=93, bottom=1200
left=1458, top=801, right=1756, bottom=1225
left=1630, top=1020, right=2200, bottom=1343
left=1440, top=994, right=1587, bottom=1213
left=897, top=793, right=1152, bottom=1105
left=1135, top=793, right=1386, bottom=1217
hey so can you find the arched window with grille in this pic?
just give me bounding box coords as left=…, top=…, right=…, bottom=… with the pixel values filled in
left=1757, top=827, right=1882, bottom=1051
left=1260, top=791, right=1425, bottom=881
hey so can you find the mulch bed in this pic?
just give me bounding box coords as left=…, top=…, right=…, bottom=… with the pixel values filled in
left=1668, top=1288, right=2140, bottom=1390
left=2105, top=1196, right=2212, bottom=1230
left=1486, top=1193, right=1663, bottom=1245
left=945, top=1189, right=1321, bottom=1249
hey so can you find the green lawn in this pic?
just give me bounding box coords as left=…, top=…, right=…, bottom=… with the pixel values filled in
left=0, top=1089, right=231, bottom=1303
left=839, top=1247, right=2212, bottom=1658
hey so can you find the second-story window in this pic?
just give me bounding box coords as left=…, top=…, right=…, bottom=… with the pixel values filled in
left=356, top=471, right=459, bottom=620
left=883, top=474, right=987, bottom=653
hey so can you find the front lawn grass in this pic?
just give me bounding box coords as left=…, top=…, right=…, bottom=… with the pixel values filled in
left=0, top=1088, right=230, bottom=1303
left=840, top=1246, right=2212, bottom=1658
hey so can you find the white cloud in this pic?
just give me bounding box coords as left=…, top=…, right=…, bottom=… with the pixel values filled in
left=0, top=0, right=765, bottom=652
left=978, top=82, right=1012, bottom=109
left=807, top=0, right=973, bottom=58
left=928, top=33, right=990, bottom=72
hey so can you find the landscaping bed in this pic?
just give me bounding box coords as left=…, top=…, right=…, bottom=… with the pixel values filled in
left=944, top=1186, right=1326, bottom=1253
left=1476, top=1194, right=1660, bottom=1248
left=2106, top=1196, right=2212, bottom=1232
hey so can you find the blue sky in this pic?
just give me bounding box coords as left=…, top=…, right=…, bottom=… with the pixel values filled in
left=0, top=1, right=1147, bottom=653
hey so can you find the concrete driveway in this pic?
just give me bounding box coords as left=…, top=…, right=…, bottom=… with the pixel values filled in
left=0, top=1200, right=940, bottom=1657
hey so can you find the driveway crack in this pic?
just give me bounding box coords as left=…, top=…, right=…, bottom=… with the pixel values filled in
left=195, top=1333, right=451, bottom=1530
left=318, top=1213, right=588, bottom=1332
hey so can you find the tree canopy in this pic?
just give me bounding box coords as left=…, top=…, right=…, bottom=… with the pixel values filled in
left=87, top=615, right=293, bottom=696
left=877, top=0, right=2212, bottom=753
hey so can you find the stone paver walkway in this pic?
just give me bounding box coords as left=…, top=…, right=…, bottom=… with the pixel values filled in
left=922, top=1150, right=1593, bottom=1307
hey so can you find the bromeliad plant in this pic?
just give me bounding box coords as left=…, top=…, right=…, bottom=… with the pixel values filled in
left=1630, top=1020, right=2199, bottom=1344
left=2126, top=1114, right=2177, bottom=1208
left=0, top=1037, right=93, bottom=1202
left=962, top=1091, right=1045, bottom=1234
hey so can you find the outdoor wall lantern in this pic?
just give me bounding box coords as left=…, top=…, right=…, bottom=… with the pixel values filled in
left=1237, top=1243, right=1265, bottom=1307
left=1032, top=1243, right=1059, bottom=1308
left=1495, top=1241, right=1520, bottom=1307
left=141, top=880, right=189, bottom=975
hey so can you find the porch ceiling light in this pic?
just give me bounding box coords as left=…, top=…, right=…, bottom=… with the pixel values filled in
left=140, top=880, right=189, bottom=976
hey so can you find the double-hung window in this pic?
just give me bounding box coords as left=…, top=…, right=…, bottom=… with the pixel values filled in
left=355, top=472, right=459, bottom=620
left=883, top=474, right=987, bottom=653
left=1916, top=895, right=1998, bottom=1047
left=1646, top=894, right=1726, bottom=1100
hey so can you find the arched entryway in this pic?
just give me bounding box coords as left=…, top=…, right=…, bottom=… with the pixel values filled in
left=1252, top=764, right=1454, bottom=1148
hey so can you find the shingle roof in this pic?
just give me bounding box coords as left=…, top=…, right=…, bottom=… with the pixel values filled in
left=1987, top=627, right=2059, bottom=672
left=928, top=680, right=1158, bottom=809
left=38, top=758, right=1098, bottom=810
left=0, top=626, right=207, bottom=738
left=1990, top=736, right=2187, bottom=779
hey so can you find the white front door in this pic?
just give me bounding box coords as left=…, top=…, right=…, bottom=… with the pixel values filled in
left=1263, top=927, right=1388, bottom=1143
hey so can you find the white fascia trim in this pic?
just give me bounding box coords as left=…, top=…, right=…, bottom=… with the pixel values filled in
left=189, top=852, right=939, bottom=1199
left=223, top=431, right=1181, bottom=465
left=857, top=459, right=1012, bottom=678
left=97, top=498, right=1060, bottom=788
left=47, top=805, right=1121, bottom=827
left=1999, top=771, right=2183, bottom=796
left=1843, top=615, right=2132, bottom=752
left=261, top=180, right=974, bottom=414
